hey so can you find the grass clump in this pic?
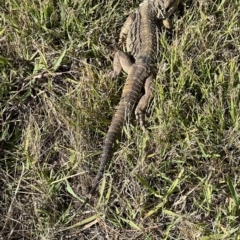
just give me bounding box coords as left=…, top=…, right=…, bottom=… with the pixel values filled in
left=0, top=0, right=240, bottom=239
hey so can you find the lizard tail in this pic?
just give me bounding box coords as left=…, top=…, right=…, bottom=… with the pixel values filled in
left=89, top=63, right=149, bottom=195
left=89, top=100, right=126, bottom=195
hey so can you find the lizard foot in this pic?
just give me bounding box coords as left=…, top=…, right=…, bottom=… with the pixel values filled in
left=135, top=110, right=146, bottom=131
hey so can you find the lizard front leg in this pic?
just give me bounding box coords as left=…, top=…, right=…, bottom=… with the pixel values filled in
left=135, top=75, right=153, bottom=127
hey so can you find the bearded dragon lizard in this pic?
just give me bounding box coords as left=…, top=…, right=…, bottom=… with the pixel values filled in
left=82, top=0, right=180, bottom=208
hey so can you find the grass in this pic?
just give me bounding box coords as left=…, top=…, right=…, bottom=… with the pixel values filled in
left=0, top=0, right=240, bottom=239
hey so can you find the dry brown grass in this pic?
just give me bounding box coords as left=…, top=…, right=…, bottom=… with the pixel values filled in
left=1, top=0, right=240, bottom=239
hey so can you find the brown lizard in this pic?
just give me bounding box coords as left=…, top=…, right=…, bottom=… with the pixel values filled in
left=82, top=0, right=180, bottom=208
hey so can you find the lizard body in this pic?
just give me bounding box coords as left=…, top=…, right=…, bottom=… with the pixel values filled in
left=82, top=0, right=180, bottom=208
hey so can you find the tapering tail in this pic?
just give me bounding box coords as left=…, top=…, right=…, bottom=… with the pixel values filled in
left=89, top=63, right=149, bottom=195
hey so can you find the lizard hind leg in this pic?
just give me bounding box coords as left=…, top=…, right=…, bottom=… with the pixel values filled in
left=113, top=51, right=134, bottom=77
left=135, top=75, right=153, bottom=128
